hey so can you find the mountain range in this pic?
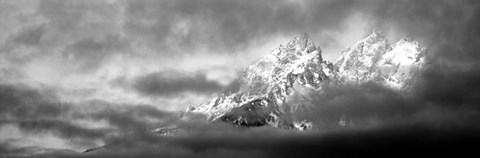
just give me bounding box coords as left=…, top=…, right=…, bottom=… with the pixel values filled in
left=183, top=29, right=430, bottom=130
left=85, top=29, right=430, bottom=152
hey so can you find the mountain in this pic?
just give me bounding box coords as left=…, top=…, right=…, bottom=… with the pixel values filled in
left=84, top=30, right=429, bottom=153
left=335, top=29, right=429, bottom=89
left=185, top=29, right=429, bottom=130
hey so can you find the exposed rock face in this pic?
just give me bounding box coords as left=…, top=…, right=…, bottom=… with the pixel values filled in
left=186, top=29, right=429, bottom=130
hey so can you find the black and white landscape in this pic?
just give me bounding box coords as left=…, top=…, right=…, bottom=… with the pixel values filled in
left=1, top=0, right=480, bottom=157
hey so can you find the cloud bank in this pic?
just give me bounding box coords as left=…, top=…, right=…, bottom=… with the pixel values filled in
left=1, top=0, right=480, bottom=157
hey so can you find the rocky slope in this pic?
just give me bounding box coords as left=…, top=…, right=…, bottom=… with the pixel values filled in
left=185, top=29, right=429, bottom=130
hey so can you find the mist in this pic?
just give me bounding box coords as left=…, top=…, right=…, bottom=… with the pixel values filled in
left=1, top=0, right=480, bottom=157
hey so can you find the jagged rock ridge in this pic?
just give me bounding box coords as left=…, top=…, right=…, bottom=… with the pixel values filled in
left=186, top=29, right=429, bottom=130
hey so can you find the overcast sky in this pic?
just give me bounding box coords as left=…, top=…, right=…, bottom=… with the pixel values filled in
left=1, top=0, right=476, bottom=111
left=0, top=0, right=411, bottom=111
left=1, top=0, right=480, bottom=157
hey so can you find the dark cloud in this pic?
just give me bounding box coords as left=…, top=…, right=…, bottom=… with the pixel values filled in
left=2, top=71, right=480, bottom=157
left=0, top=143, right=78, bottom=158
left=0, top=84, right=66, bottom=119
left=14, top=120, right=108, bottom=140
left=0, top=84, right=109, bottom=146
left=130, top=71, right=223, bottom=96
left=11, top=25, right=45, bottom=46
left=304, top=78, right=480, bottom=130
left=3, top=123, right=480, bottom=158
left=1, top=0, right=480, bottom=157
left=85, top=101, right=176, bottom=131
left=2, top=0, right=479, bottom=73
left=65, top=34, right=131, bottom=72
left=4, top=74, right=480, bottom=158
left=0, top=84, right=177, bottom=151
left=415, top=65, right=480, bottom=107
left=122, top=0, right=360, bottom=53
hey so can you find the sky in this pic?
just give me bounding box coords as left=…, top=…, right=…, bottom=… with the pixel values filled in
left=1, top=0, right=480, bottom=157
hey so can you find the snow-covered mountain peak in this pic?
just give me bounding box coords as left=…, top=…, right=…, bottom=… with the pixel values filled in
left=184, top=29, right=429, bottom=130
left=285, top=32, right=318, bottom=54
left=262, top=33, right=321, bottom=65
left=395, top=36, right=422, bottom=50
left=364, top=28, right=387, bottom=45
left=187, top=33, right=328, bottom=129
left=334, top=29, right=392, bottom=83
left=334, top=29, right=428, bottom=89
left=377, top=36, right=428, bottom=89
left=243, top=32, right=325, bottom=91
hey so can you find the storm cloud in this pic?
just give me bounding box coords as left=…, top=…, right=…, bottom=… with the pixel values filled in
left=1, top=0, right=480, bottom=157
left=111, top=71, right=224, bottom=96
left=3, top=123, right=480, bottom=158
left=0, top=84, right=178, bottom=153
left=1, top=0, right=477, bottom=74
